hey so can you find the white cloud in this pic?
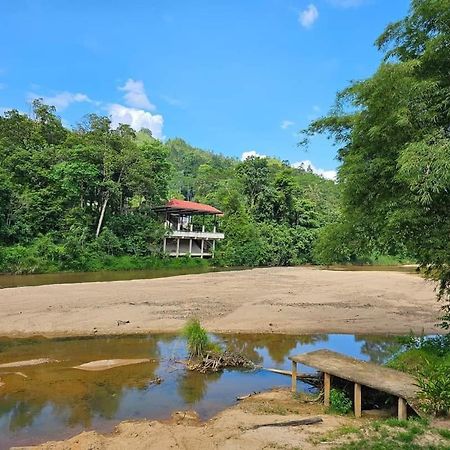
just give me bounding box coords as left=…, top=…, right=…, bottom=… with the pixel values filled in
left=328, top=0, right=366, bottom=7
left=299, top=4, right=319, bottom=28
left=241, top=150, right=267, bottom=161
left=292, top=159, right=337, bottom=180
left=108, top=103, right=163, bottom=139
left=119, top=79, right=155, bottom=110
left=281, top=120, right=294, bottom=130
left=29, top=91, right=91, bottom=111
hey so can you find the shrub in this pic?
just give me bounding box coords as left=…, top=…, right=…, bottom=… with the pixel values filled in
left=183, top=319, right=210, bottom=358
left=416, top=361, right=450, bottom=416
left=329, top=388, right=353, bottom=415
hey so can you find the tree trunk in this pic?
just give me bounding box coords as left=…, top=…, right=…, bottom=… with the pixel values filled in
left=96, top=193, right=109, bottom=238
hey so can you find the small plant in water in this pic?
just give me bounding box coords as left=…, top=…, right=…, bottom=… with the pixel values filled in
left=329, top=388, right=353, bottom=415
left=183, top=318, right=211, bottom=358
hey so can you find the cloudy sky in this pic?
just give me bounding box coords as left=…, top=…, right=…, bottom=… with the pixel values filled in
left=0, top=0, right=410, bottom=179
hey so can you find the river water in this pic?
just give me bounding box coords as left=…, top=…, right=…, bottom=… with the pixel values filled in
left=0, top=333, right=403, bottom=449
left=0, top=266, right=238, bottom=289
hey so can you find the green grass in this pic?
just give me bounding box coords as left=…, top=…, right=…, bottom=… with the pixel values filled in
left=330, top=419, right=450, bottom=450
left=182, top=318, right=221, bottom=358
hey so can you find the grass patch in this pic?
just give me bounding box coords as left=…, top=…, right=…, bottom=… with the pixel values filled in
left=328, top=418, right=450, bottom=450
left=436, top=429, right=450, bottom=440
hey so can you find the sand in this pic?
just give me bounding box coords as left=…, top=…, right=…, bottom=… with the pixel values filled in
left=73, top=358, right=151, bottom=371
left=16, top=389, right=358, bottom=450
left=0, top=266, right=441, bottom=337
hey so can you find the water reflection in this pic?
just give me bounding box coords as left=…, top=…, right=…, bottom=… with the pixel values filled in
left=222, top=334, right=329, bottom=364
left=355, top=335, right=403, bottom=364
left=0, top=333, right=403, bottom=449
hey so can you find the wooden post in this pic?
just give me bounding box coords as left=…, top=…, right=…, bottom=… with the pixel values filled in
left=324, top=373, right=331, bottom=407
left=163, top=237, right=166, bottom=253
left=398, top=397, right=407, bottom=420
left=212, top=239, right=216, bottom=257
left=354, top=383, right=362, bottom=418
left=200, top=239, right=204, bottom=258
left=176, top=238, right=180, bottom=257
left=291, top=361, right=297, bottom=393
left=189, top=239, right=193, bottom=255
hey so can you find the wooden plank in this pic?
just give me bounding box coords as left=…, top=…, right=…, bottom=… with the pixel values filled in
left=354, top=382, right=362, bottom=418
left=291, top=361, right=297, bottom=393
left=289, top=350, right=417, bottom=397
left=289, top=350, right=418, bottom=412
left=324, top=372, right=331, bottom=407
left=398, top=397, right=408, bottom=420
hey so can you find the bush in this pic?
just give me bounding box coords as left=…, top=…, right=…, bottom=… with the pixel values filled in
left=329, top=388, right=353, bottom=415
left=416, top=361, right=450, bottom=416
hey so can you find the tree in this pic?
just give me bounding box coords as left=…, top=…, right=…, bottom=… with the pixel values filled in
left=303, top=0, right=450, bottom=326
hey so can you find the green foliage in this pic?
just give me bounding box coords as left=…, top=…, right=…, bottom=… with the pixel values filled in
left=329, top=388, right=353, bottom=415
left=302, top=0, right=450, bottom=324
left=0, top=100, right=339, bottom=273
left=388, top=334, right=450, bottom=417
left=332, top=417, right=449, bottom=450
left=416, top=362, right=450, bottom=416
left=183, top=319, right=212, bottom=358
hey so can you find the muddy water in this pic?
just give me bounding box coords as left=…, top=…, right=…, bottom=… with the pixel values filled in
left=0, top=333, right=402, bottom=449
left=0, top=266, right=240, bottom=289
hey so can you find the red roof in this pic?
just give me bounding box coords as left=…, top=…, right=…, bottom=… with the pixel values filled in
left=154, top=199, right=223, bottom=215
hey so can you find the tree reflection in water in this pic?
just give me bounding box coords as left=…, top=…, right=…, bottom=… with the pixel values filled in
left=221, top=334, right=328, bottom=364
left=355, top=335, right=403, bottom=364
left=177, top=370, right=222, bottom=405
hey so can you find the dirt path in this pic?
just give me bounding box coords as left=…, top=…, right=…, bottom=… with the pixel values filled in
left=0, top=267, right=440, bottom=337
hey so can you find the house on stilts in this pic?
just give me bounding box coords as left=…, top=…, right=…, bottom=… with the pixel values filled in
left=153, top=199, right=224, bottom=258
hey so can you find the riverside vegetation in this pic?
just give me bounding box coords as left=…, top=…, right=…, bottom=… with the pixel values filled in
left=0, top=102, right=340, bottom=274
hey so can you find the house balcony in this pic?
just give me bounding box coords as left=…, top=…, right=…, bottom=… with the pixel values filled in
left=169, top=229, right=225, bottom=240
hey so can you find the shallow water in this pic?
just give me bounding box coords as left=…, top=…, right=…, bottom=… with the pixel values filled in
left=0, top=266, right=239, bottom=289
left=0, top=333, right=403, bottom=449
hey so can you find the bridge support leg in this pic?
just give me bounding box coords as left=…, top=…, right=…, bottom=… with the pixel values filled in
left=398, top=397, right=407, bottom=420
left=324, top=372, right=331, bottom=407
left=354, top=383, right=362, bottom=418
left=291, top=361, right=297, bottom=393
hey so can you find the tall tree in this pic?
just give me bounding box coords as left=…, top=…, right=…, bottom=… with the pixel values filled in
left=304, top=0, right=450, bottom=326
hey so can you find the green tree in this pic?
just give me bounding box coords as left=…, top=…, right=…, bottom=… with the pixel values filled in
left=303, top=0, right=450, bottom=326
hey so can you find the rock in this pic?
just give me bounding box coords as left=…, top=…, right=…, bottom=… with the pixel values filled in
left=171, top=410, right=200, bottom=424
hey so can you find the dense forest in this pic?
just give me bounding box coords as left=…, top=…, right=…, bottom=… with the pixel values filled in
left=0, top=102, right=339, bottom=273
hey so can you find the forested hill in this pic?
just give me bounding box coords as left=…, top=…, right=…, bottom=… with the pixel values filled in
left=0, top=101, right=339, bottom=274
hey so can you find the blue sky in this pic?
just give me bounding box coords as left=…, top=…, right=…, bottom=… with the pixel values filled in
left=0, top=0, right=410, bottom=178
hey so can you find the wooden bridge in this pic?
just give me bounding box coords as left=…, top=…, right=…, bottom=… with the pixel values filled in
left=289, top=349, right=420, bottom=419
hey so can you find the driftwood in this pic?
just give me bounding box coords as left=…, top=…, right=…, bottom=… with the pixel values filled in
left=237, top=391, right=260, bottom=401
left=187, top=351, right=255, bottom=373
left=247, top=417, right=323, bottom=430
left=263, top=368, right=321, bottom=388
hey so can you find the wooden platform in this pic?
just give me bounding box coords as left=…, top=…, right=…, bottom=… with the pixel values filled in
left=289, top=349, right=420, bottom=419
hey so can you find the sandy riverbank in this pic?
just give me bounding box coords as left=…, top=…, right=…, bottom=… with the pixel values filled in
left=0, top=267, right=441, bottom=337
left=17, top=389, right=358, bottom=450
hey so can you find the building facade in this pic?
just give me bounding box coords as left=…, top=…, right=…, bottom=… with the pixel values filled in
left=153, top=199, right=224, bottom=258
